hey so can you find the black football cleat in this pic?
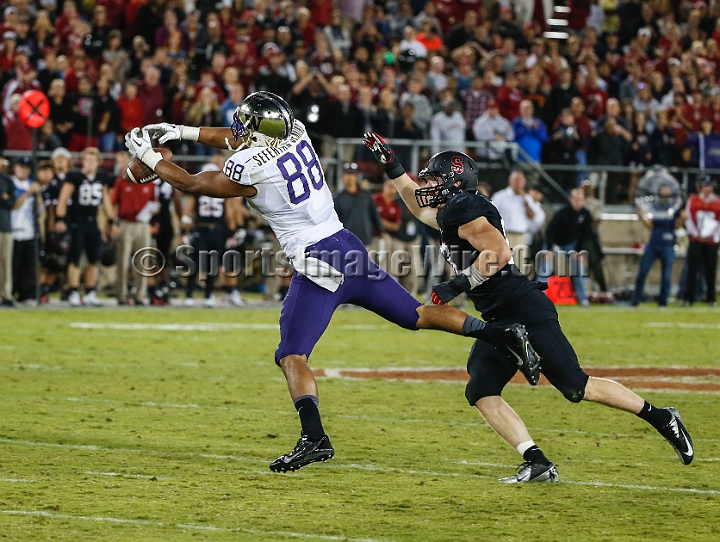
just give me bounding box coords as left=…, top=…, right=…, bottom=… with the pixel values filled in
left=499, top=460, right=559, bottom=484
left=269, top=433, right=335, bottom=472
left=657, top=407, right=694, bottom=465
left=504, top=324, right=541, bottom=386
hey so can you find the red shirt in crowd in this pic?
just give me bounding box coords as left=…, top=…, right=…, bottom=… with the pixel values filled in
left=112, top=177, right=156, bottom=222
left=685, top=193, right=720, bottom=245
left=117, top=95, right=144, bottom=133
left=372, top=192, right=402, bottom=237
left=496, top=85, right=524, bottom=122
left=582, top=86, right=609, bottom=120
left=137, top=81, right=165, bottom=125
left=681, top=102, right=711, bottom=131
left=2, top=109, right=32, bottom=151
left=710, top=105, right=720, bottom=134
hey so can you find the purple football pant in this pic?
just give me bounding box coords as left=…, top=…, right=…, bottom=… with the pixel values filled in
left=275, top=229, right=421, bottom=364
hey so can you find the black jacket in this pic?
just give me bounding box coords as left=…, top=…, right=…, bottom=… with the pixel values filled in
left=0, top=174, right=17, bottom=233
left=546, top=205, right=593, bottom=249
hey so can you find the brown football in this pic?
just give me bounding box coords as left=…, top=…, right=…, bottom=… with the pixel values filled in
left=123, top=148, right=173, bottom=184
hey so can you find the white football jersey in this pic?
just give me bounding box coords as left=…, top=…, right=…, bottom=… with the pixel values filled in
left=224, top=120, right=343, bottom=256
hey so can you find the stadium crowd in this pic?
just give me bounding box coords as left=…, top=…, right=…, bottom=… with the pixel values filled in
left=0, top=0, right=719, bottom=307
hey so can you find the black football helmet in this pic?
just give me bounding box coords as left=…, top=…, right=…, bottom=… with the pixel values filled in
left=415, top=151, right=479, bottom=208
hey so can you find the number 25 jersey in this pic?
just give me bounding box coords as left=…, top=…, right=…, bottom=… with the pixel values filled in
left=224, top=120, right=343, bottom=256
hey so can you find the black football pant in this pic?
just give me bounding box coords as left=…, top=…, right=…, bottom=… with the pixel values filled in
left=185, top=226, right=227, bottom=298
left=13, top=238, right=38, bottom=302
left=684, top=241, right=718, bottom=304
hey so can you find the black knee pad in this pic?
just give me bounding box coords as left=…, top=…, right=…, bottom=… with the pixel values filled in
left=558, top=375, right=588, bottom=403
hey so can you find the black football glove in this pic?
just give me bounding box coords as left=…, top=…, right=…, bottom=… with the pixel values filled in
left=363, top=132, right=406, bottom=179
left=432, top=275, right=473, bottom=304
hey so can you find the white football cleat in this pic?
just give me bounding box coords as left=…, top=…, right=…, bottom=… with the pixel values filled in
left=68, top=290, right=82, bottom=307
left=183, top=297, right=195, bottom=308
left=203, top=294, right=216, bottom=308
left=83, top=291, right=101, bottom=307
left=229, top=290, right=244, bottom=307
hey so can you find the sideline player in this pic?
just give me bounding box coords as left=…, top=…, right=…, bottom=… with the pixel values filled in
left=54, top=147, right=115, bottom=307
left=364, top=132, right=694, bottom=482
left=124, top=91, right=540, bottom=472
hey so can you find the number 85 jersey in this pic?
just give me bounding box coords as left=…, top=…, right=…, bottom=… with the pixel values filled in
left=223, top=120, right=343, bottom=256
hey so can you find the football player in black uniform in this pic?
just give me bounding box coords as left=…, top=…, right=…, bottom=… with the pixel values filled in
left=364, top=132, right=694, bottom=483
left=54, top=147, right=115, bottom=307
left=181, top=190, right=237, bottom=308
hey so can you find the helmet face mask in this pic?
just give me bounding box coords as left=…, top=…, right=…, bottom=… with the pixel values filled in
left=231, top=91, right=295, bottom=148
left=415, top=151, right=479, bottom=208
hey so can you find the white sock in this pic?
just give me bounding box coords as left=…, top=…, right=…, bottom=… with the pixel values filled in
left=516, top=440, right=535, bottom=456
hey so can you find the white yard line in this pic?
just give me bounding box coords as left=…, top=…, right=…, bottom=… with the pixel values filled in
left=69, top=322, right=385, bottom=331
left=0, top=510, right=386, bottom=542
left=0, top=478, right=34, bottom=483
left=1, top=438, right=717, bottom=496
left=646, top=322, right=720, bottom=330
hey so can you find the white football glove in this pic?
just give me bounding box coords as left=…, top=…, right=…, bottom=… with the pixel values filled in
left=127, top=128, right=163, bottom=171
left=144, top=122, right=200, bottom=144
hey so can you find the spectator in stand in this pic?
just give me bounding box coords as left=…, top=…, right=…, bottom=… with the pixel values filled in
left=117, top=81, right=144, bottom=139
left=430, top=97, right=465, bottom=155
left=618, top=59, right=643, bottom=101
left=633, top=81, right=660, bottom=121
left=686, top=117, right=720, bottom=170
left=683, top=176, right=720, bottom=307
left=496, top=72, right=524, bottom=122
left=324, top=9, right=351, bottom=56
left=333, top=163, right=382, bottom=249
left=10, top=157, right=40, bottom=306
left=186, top=87, right=221, bottom=156
left=399, top=77, right=433, bottom=133
left=460, top=75, right=494, bottom=141
left=512, top=100, right=547, bottom=163
left=446, top=11, right=478, bottom=52
left=0, top=167, right=16, bottom=307
left=392, top=102, right=424, bottom=170
left=589, top=116, right=632, bottom=203
left=492, top=170, right=541, bottom=249
left=220, top=83, right=244, bottom=128
left=650, top=110, right=677, bottom=167
left=629, top=110, right=653, bottom=168
left=631, top=184, right=683, bottom=307
left=417, top=19, right=443, bottom=54
left=254, top=45, right=293, bottom=99
left=111, top=153, right=157, bottom=306
left=67, top=75, right=96, bottom=151
left=2, top=94, right=32, bottom=151
left=2, top=60, right=40, bottom=112
left=94, top=77, right=121, bottom=152
left=546, top=188, right=593, bottom=306
left=597, top=98, right=628, bottom=129
left=550, top=108, right=583, bottom=192
left=582, top=70, right=609, bottom=121
left=472, top=99, right=513, bottom=161
left=137, top=66, right=164, bottom=126
left=543, top=67, right=581, bottom=127
left=319, top=83, right=362, bottom=160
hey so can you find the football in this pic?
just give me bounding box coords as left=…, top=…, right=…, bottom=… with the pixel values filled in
left=123, top=148, right=173, bottom=184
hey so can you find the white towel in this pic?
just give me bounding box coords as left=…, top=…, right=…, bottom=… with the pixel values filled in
left=291, top=247, right=345, bottom=292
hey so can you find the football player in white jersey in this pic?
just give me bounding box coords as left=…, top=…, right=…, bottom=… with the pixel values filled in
left=125, top=91, right=540, bottom=472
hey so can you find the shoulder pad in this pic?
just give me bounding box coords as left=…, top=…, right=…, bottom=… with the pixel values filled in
left=441, top=193, right=494, bottom=228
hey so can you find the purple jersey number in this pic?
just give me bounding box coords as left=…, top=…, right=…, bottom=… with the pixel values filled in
left=277, top=141, right=324, bottom=204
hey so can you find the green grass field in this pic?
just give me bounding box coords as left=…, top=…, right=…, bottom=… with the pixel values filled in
left=1, top=304, right=719, bottom=541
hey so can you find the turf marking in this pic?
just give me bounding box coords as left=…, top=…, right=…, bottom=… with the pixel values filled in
left=1, top=438, right=717, bottom=496
left=69, top=322, right=385, bottom=332
left=315, top=366, right=720, bottom=393
left=0, top=478, right=34, bottom=483
left=0, top=510, right=386, bottom=541
left=646, top=322, right=720, bottom=330
left=84, top=471, right=170, bottom=480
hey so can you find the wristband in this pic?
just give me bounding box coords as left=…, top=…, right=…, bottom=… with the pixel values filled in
left=461, top=264, right=489, bottom=289
left=181, top=215, right=193, bottom=226
left=141, top=148, right=163, bottom=171
left=180, top=126, right=200, bottom=142
left=383, top=155, right=406, bottom=180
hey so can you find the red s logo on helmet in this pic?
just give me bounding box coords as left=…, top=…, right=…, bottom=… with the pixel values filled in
left=450, top=155, right=464, bottom=174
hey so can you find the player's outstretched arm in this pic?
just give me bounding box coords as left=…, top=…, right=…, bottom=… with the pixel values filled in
left=432, top=217, right=512, bottom=303
left=126, top=128, right=255, bottom=198
left=363, top=131, right=439, bottom=229
left=144, top=123, right=239, bottom=151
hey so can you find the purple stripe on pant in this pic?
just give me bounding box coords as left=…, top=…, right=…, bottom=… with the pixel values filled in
left=275, top=229, right=422, bottom=364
